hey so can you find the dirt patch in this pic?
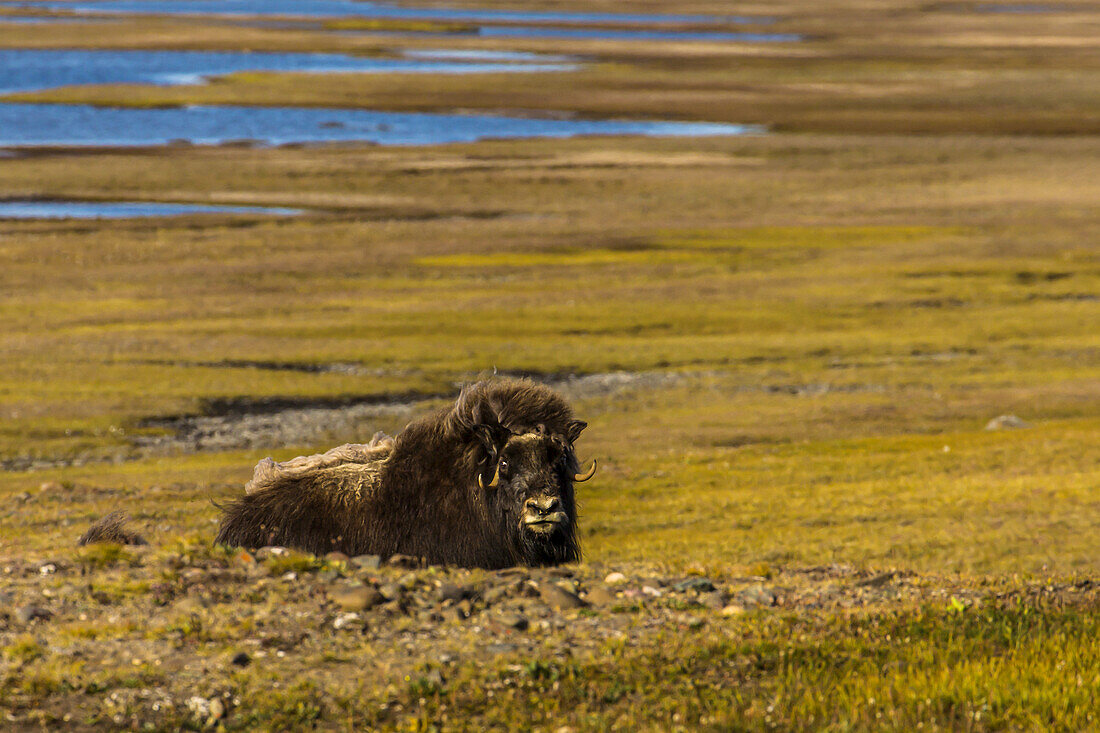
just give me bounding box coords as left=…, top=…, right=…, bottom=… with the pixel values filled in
left=2, top=547, right=1093, bottom=730
left=136, top=370, right=685, bottom=454
left=0, top=371, right=686, bottom=472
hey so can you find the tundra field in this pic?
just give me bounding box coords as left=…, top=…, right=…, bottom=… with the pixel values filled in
left=1, top=0, right=1099, bottom=729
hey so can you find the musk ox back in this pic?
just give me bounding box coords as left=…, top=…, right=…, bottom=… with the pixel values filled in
left=215, top=378, right=596, bottom=569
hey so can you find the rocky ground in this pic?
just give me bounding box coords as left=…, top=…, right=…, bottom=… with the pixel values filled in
left=3, top=539, right=1093, bottom=730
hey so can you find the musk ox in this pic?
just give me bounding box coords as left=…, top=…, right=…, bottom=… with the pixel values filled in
left=214, top=378, right=597, bottom=569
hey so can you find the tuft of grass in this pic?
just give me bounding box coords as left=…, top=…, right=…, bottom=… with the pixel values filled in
left=3, top=635, right=46, bottom=665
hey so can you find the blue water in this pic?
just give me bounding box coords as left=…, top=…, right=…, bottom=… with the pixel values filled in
left=0, top=199, right=301, bottom=218
left=402, top=48, right=572, bottom=63
left=475, top=26, right=800, bottom=43
left=1, top=1, right=771, bottom=25
left=0, top=48, right=575, bottom=94
left=0, top=103, right=761, bottom=147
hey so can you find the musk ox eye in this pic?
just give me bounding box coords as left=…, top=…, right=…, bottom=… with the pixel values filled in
left=499, top=459, right=509, bottom=472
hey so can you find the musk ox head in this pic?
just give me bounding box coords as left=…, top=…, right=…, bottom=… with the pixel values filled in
left=474, top=424, right=594, bottom=565
left=456, top=382, right=595, bottom=566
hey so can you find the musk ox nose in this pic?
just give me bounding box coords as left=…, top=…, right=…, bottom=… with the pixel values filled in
left=525, top=496, right=561, bottom=517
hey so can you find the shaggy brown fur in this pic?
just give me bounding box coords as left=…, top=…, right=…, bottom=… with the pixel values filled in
left=78, top=511, right=148, bottom=546
left=215, top=378, right=591, bottom=568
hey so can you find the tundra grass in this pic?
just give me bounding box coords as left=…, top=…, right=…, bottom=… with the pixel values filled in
left=1, top=1, right=1099, bottom=728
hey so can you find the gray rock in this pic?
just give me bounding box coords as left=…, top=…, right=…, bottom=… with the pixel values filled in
left=674, top=577, right=716, bottom=593
left=985, top=414, right=1031, bottom=430
left=16, top=605, right=51, bottom=624
left=538, top=583, right=587, bottom=611
left=324, top=552, right=350, bottom=564
left=378, top=583, right=403, bottom=601
left=738, top=584, right=777, bottom=608
left=351, top=555, right=382, bottom=570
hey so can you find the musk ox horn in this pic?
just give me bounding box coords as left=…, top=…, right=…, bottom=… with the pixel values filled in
left=478, top=464, right=500, bottom=490
left=573, top=459, right=597, bottom=483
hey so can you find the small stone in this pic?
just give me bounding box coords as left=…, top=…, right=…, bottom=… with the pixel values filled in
left=485, top=643, right=517, bottom=655
left=230, top=652, right=251, bottom=667
left=330, top=586, right=384, bottom=612
left=38, top=563, right=57, bottom=575
left=181, top=568, right=206, bottom=585
left=280, top=571, right=297, bottom=582
left=686, top=617, right=706, bottom=630
left=187, top=697, right=210, bottom=720
left=985, top=414, right=1031, bottom=430
left=738, top=584, right=776, bottom=608
left=325, top=552, right=350, bottom=564
left=317, top=568, right=340, bottom=583
left=254, top=546, right=288, bottom=559
left=378, top=583, right=403, bottom=601
left=380, top=600, right=406, bottom=617
left=332, top=612, right=363, bottom=630
left=497, top=612, right=528, bottom=631
left=351, top=555, right=381, bottom=570
left=439, top=583, right=475, bottom=604
left=386, top=553, right=420, bottom=569
left=674, top=577, right=716, bottom=593
left=538, top=583, right=586, bottom=611
left=173, top=597, right=205, bottom=615
left=721, top=604, right=746, bottom=616
left=481, top=585, right=510, bottom=605
left=497, top=567, right=529, bottom=578
left=38, top=481, right=64, bottom=492
left=584, top=587, right=616, bottom=607
left=16, top=605, right=51, bottom=624
left=207, top=698, right=225, bottom=725
left=699, top=591, right=726, bottom=610
left=642, top=585, right=663, bottom=598
left=604, top=572, right=628, bottom=585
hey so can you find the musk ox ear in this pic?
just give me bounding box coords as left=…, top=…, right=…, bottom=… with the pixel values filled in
left=566, top=420, right=588, bottom=443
